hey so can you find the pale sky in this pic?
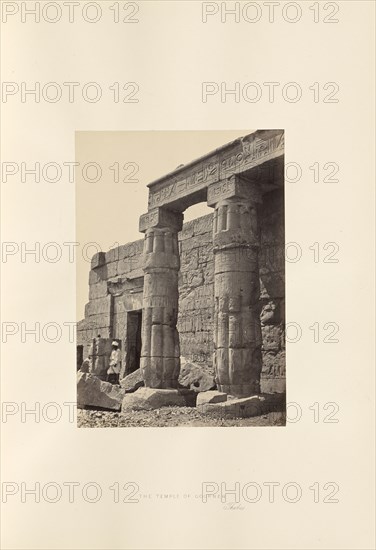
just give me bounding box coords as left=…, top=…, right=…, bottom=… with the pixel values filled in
left=76, top=130, right=254, bottom=318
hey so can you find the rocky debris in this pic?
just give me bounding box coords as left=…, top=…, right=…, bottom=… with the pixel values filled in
left=199, top=395, right=264, bottom=418
left=199, top=392, right=286, bottom=418
left=77, top=372, right=125, bottom=411
left=122, top=387, right=187, bottom=411
left=196, top=391, right=227, bottom=406
left=178, top=361, right=216, bottom=392
left=77, top=406, right=286, bottom=428
left=120, top=369, right=144, bottom=393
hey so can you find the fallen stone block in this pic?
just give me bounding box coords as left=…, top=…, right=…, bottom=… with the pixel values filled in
left=77, top=372, right=125, bottom=411
left=196, top=391, right=227, bottom=406
left=122, top=387, right=186, bottom=411
left=198, top=395, right=265, bottom=418
left=178, top=362, right=216, bottom=392
left=120, top=369, right=144, bottom=393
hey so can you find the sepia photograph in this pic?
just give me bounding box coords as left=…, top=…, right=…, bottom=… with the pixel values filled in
left=1, top=1, right=374, bottom=549
left=76, top=130, right=286, bottom=427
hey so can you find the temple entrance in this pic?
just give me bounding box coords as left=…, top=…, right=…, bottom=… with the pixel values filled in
left=138, top=130, right=284, bottom=395
left=126, top=310, right=142, bottom=375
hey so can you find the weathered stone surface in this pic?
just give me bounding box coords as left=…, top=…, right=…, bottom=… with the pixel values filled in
left=85, top=295, right=112, bottom=318
left=259, top=245, right=284, bottom=275
left=193, top=214, right=212, bottom=236
left=196, top=391, right=227, bottom=406
left=199, top=395, right=264, bottom=417
left=78, top=152, right=285, bottom=393
left=262, top=351, right=286, bottom=378
left=139, top=208, right=183, bottom=233
left=199, top=392, right=285, bottom=417
left=79, top=358, right=90, bottom=373
left=178, top=361, right=216, bottom=392
left=178, top=221, right=194, bottom=241
left=120, top=368, right=144, bottom=392
left=260, top=300, right=280, bottom=325
left=261, top=378, right=286, bottom=393
left=179, top=285, right=214, bottom=311
left=105, top=240, right=144, bottom=264
left=88, top=337, right=115, bottom=357
left=89, top=280, right=109, bottom=300
left=77, top=372, right=125, bottom=411
left=139, top=223, right=182, bottom=389
left=89, top=268, right=103, bottom=285
left=211, top=197, right=262, bottom=397
left=113, top=292, right=143, bottom=314
left=121, top=387, right=186, bottom=411
left=77, top=322, right=110, bottom=346
left=81, top=313, right=112, bottom=331
left=106, top=261, right=120, bottom=279
left=147, top=130, right=283, bottom=211
left=180, top=248, right=199, bottom=271
left=262, top=325, right=283, bottom=352
left=260, top=273, right=284, bottom=300
left=180, top=234, right=212, bottom=253
left=91, top=251, right=106, bottom=270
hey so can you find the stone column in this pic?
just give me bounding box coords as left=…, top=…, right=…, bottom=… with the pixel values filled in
left=208, top=176, right=263, bottom=397
left=139, top=207, right=183, bottom=388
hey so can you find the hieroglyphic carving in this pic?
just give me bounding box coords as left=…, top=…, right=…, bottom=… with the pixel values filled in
left=139, top=207, right=183, bottom=233
left=207, top=176, right=262, bottom=207
left=220, top=131, right=284, bottom=177
left=148, top=161, right=219, bottom=209
left=107, top=276, right=143, bottom=297
left=212, top=198, right=263, bottom=397
left=147, top=130, right=284, bottom=210
left=138, top=129, right=284, bottom=395
left=138, top=209, right=159, bottom=231
left=139, top=222, right=182, bottom=388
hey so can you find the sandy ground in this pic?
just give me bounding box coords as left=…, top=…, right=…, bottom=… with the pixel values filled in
left=77, top=407, right=286, bottom=428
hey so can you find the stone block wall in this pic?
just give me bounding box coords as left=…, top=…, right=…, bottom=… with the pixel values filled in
left=259, top=189, right=285, bottom=392
left=77, top=188, right=285, bottom=392
left=178, top=214, right=214, bottom=365
left=77, top=240, right=144, bottom=361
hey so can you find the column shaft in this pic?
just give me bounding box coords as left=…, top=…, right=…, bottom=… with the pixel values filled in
left=139, top=210, right=183, bottom=388
left=213, top=198, right=262, bottom=397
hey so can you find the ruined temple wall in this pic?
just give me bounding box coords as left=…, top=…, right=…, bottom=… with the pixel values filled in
left=177, top=189, right=285, bottom=392
left=77, top=240, right=144, bottom=359
left=259, top=189, right=285, bottom=392
left=77, top=190, right=285, bottom=391
left=178, top=215, right=214, bottom=364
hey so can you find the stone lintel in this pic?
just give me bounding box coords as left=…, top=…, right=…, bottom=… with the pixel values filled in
left=146, top=130, right=284, bottom=210
left=207, top=175, right=262, bottom=208
left=139, top=207, right=183, bottom=233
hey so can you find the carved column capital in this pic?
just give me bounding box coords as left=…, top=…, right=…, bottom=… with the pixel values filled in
left=211, top=198, right=261, bottom=252
left=207, top=174, right=262, bottom=208
left=139, top=207, right=183, bottom=273
left=139, top=207, right=183, bottom=234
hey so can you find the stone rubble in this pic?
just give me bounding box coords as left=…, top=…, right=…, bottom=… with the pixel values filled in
left=196, top=390, right=228, bottom=406
left=77, top=372, right=125, bottom=411
left=122, top=387, right=187, bottom=411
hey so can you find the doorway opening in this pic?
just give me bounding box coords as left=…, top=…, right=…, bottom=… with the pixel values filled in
left=126, top=310, right=142, bottom=375
left=76, top=345, right=84, bottom=370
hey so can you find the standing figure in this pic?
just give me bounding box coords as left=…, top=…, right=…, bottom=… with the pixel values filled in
left=107, top=341, right=121, bottom=385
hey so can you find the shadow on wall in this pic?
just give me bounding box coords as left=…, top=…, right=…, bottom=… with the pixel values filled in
left=259, top=189, right=285, bottom=392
